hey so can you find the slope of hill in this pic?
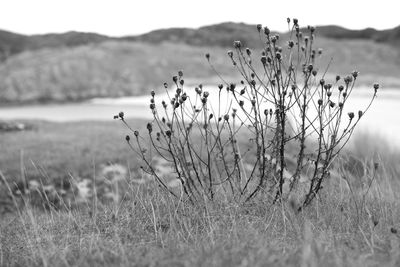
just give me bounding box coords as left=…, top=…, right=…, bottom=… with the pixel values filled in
left=0, top=42, right=232, bottom=103
left=127, top=22, right=400, bottom=47
left=1, top=22, right=399, bottom=59
left=313, top=25, right=400, bottom=44
left=0, top=22, right=399, bottom=104
left=0, top=36, right=399, bottom=104
left=123, top=22, right=272, bottom=48
left=0, top=29, right=110, bottom=60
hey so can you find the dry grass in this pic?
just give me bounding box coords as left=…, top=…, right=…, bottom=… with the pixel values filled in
left=1, top=168, right=400, bottom=267
left=1, top=120, right=400, bottom=266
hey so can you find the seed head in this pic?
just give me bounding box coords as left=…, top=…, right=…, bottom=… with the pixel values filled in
left=348, top=112, right=355, bottom=120
left=352, top=71, right=359, bottom=79
left=261, top=56, right=267, bottom=65
left=338, top=85, right=344, bottom=92
left=203, top=91, right=209, bottom=98
left=239, top=100, right=244, bottom=107
left=358, top=110, right=363, bottom=118
left=227, top=50, right=234, bottom=58
left=178, top=70, right=183, bottom=77
left=293, top=18, right=298, bottom=25
left=312, top=70, right=317, bottom=76
left=246, top=48, right=252, bottom=56
left=307, top=64, right=313, bottom=72
left=118, top=111, right=124, bottom=119
left=391, top=227, right=398, bottom=234
left=182, top=94, right=187, bottom=101
left=336, top=75, right=341, bottom=82
left=134, top=131, right=139, bottom=137
left=257, top=24, right=262, bottom=32
left=205, top=53, right=210, bottom=60
left=224, top=114, right=229, bottom=121
left=344, top=75, right=353, bottom=84
left=150, top=103, right=155, bottom=110
left=264, top=26, right=270, bottom=35
left=329, top=101, right=335, bottom=108
left=233, top=40, right=242, bottom=49
left=318, top=99, right=323, bottom=106
left=180, top=79, right=184, bottom=86
left=373, top=83, right=379, bottom=93
left=320, top=79, right=325, bottom=86
left=164, top=82, right=168, bottom=88
left=147, top=123, right=152, bottom=133
left=165, top=130, right=172, bottom=138
left=125, top=135, right=130, bottom=142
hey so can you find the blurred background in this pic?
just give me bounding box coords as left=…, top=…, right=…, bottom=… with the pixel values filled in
left=0, top=0, right=399, bottom=179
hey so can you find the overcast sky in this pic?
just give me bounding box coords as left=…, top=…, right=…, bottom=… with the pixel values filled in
left=1, top=0, right=398, bottom=36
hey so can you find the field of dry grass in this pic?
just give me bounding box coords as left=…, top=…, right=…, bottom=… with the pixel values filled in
left=1, top=120, right=400, bottom=266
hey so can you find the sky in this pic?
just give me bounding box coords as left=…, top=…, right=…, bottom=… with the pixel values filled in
left=1, top=0, right=398, bottom=36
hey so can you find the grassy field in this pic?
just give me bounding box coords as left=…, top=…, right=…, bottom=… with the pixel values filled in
left=0, top=119, right=145, bottom=180
left=1, top=120, right=400, bottom=266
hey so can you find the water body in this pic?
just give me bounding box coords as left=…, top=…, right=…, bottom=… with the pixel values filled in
left=0, top=86, right=399, bottom=146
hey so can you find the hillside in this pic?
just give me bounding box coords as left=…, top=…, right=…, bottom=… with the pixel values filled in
left=126, top=23, right=400, bottom=48
left=311, top=25, right=400, bottom=44
left=123, top=23, right=272, bottom=48
left=0, top=22, right=399, bottom=104
left=1, top=22, right=399, bottom=58
left=0, top=29, right=110, bottom=60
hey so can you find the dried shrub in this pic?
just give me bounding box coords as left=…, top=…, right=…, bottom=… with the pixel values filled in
left=118, top=18, right=378, bottom=210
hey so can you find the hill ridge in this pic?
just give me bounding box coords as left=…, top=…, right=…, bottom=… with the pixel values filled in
left=1, top=22, right=399, bottom=59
